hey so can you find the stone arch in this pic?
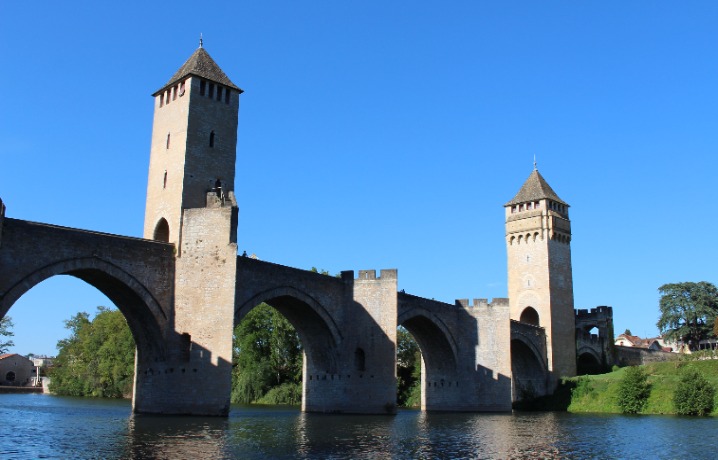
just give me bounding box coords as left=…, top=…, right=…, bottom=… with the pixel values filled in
left=153, top=218, right=170, bottom=242
left=511, top=338, right=548, bottom=400
left=236, top=286, right=341, bottom=374
left=519, top=307, right=540, bottom=326
left=0, top=257, right=168, bottom=358
left=398, top=308, right=461, bottom=410
left=576, top=348, right=603, bottom=375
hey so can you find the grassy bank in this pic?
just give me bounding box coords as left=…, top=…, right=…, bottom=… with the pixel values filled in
left=519, top=359, right=718, bottom=416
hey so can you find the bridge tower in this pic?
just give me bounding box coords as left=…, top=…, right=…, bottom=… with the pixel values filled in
left=140, top=44, right=242, bottom=415
left=144, top=43, right=241, bottom=246
left=505, top=167, right=576, bottom=388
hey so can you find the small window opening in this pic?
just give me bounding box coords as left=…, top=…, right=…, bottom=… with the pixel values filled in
left=225, top=90, right=230, bottom=104
left=163, top=171, right=167, bottom=189
left=200, top=80, right=206, bottom=96
left=159, top=95, right=164, bottom=108
left=208, top=83, right=214, bottom=98
left=165, top=91, right=170, bottom=105
left=354, top=348, right=366, bottom=372
left=166, top=133, right=170, bottom=149
left=216, top=86, right=222, bottom=101
left=179, top=81, right=186, bottom=96
left=172, top=85, right=177, bottom=100
left=209, top=131, right=215, bottom=148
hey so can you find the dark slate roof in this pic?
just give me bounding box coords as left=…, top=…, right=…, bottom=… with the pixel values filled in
left=153, top=47, right=242, bottom=96
left=505, top=169, right=568, bottom=207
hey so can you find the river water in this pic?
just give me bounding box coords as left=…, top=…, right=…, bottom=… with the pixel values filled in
left=1, top=394, right=716, bottom=459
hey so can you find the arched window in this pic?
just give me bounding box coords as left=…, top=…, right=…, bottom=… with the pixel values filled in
left=209, top=131, right=215, bottom=148
left=5, top=371, right=15, bottom=382
left=153, top=218, right=170, bottom=242
left=520, top=307, right=540, bottom=326
left=354, top=348, right=366, bottom=372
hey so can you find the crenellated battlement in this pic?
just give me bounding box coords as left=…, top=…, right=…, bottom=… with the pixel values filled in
left=575, top=305, right=613, bottom=319
left=342, top=269, right=398, bottom=281
left=455, top=298, right=510, bottom=309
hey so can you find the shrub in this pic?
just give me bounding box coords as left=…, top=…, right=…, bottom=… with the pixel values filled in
left=617, top=366, right=650, bottom=414
left=256, top=382, right=302, bottom=405
left=673, top=369, right=715, bottom=416
left=571, top=377, right=593, bottom=399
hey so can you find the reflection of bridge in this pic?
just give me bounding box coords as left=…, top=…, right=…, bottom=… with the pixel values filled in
left=0, top=45, right=609, bottom=416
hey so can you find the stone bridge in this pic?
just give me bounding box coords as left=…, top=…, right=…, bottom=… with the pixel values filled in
left=0, top=199, right=516, bottom=415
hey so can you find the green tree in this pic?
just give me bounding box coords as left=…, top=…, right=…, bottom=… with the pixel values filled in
left=617, top=366, right=651, bottom=414
left=623, top=329, right=632, bottom=336
left=673, top=369, right=715, bottom=416
left=50, top=307, right=135, bottom=398
left=656, top=282, right=718, bottom=350
left=231, top=303, right=302, bottom=404
left=0, top=316, right=15, bottom=353
left=397, top=327, right=421, bottom=406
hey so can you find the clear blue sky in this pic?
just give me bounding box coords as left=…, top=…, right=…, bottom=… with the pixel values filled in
left=1, top=2, right=717, bottom=356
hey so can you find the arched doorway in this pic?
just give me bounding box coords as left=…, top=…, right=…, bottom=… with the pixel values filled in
left=577, top=351, right=603, bottom=375
left=520, top=307, right=540, bottom=326
left=153, top=218, right=170, bottom=242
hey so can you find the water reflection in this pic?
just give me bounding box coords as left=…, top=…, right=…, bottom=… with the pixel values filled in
left=2, top=395, right=718, bottom=459
left=124, top=414, right=230, bottom=459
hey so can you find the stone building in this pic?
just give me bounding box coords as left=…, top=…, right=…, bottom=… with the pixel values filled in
left=0, top=354, right=34, bottom=386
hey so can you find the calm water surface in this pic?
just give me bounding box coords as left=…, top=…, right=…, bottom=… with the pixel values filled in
left=1, top=394, right=716, bottom=459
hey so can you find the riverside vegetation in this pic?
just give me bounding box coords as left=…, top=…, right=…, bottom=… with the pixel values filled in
left=48, top=302, right=423, bottom=407
left=520, top=358, right=718, bottom=416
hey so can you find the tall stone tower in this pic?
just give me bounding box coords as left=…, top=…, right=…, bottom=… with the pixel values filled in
left=505, top=167, right=576, bottom=381
left=140, top=44, right=241, bottom=415
left=144, top=43, right=241, bottom=247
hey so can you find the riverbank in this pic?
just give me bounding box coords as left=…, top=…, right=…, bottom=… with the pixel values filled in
left=520, top=359, right=718, bottom=415
left=0, top=385, right=43, bottom=394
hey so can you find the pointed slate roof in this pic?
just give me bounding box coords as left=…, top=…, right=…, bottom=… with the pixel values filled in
left=153, top=47, right=242, bottom=96
left=505, top=169, right=568, bottom=207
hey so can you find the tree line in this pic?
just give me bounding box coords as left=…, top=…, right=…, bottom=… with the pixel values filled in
left=46, top=303, right=423, bottom=407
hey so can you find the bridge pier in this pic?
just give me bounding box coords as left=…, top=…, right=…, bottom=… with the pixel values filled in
left=302, top=269, right=398, bottom=414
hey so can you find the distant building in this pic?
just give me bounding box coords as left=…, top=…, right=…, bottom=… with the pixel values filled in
left=0, top=354, right=34, bottom=386
left=614, top=334, right=673, bottom=352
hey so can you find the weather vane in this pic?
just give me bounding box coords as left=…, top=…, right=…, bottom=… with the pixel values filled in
left=533, top=154, right=537, bottom=170
left=199, top=33, right=203, bottom=48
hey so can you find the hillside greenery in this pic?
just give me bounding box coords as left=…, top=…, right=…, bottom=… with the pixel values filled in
left=525, top=360, right=718, bottom=416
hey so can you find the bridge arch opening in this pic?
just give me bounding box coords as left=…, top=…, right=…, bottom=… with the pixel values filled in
left=519, top=307, right=540, bottom=326
left=398, top=312, right=459, bottom=410
left=577, top=351, right=603, bottom=375
left=0, top=269, right=166, bottom=396
left=234, top=290, right=340, bottom=410
left=153, top=218, right=170, bottom=242
left=511, top=338, right=547, bottom=402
